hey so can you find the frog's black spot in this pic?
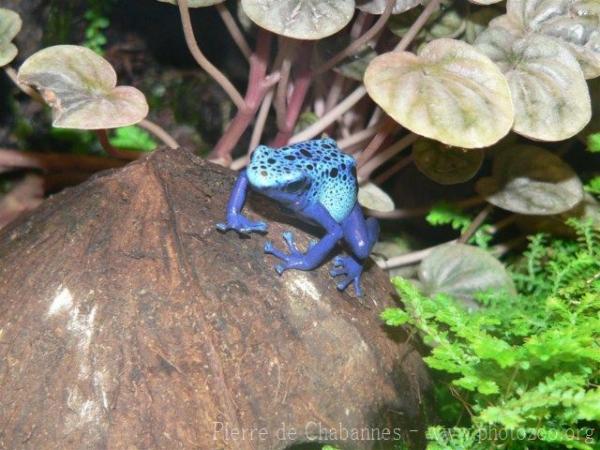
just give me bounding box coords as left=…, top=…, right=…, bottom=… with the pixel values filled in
left=342, top=175, right=347, bottom=181
left=306, top=164, right=314, bottom=170
left=329, top=168, right=338, bottom=178
left=284, top=155, right=296, bottom=161
left=267, top=158, right=276, bottom=164
left=300, top=149, right=312, bottom=158
left=341, top=163, right=346, bottom=170
left=260, top=170, right=268, bottom=177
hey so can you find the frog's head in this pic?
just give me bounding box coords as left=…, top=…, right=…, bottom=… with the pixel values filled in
left=246, top=145, right=312, bottom=205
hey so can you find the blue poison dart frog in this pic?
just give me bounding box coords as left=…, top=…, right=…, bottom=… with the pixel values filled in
left=216, top=138, right=379, bottom=296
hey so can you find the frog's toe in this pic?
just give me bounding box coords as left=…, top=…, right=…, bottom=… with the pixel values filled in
left=333, top=255, right=346, bottom=266
left=275, top=263, right=288, bottom=275
left=336, top=276, right=354, bottom=291
left=329, top=266, right=346, bottom=277
left=330, top=255, right=364, bottom=296
left=264, top=241, right=287, bottom=260
left=335, top=276, right=363, bottom=296
left=216, top=222, right=228, bottom=231
left=281, top=231, right=302, bottom=255
left=353, top=279, right=364, bottom=297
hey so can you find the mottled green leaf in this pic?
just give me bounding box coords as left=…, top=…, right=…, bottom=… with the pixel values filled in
left=388, top=4, right=465, bottom=41
left=413, top=139, right=484, bottom=185
left=516, top=193, right=600, bottom=236
left=364, top=39, right=514, bottom=148
left=476, top=27, right=591, bottom=141
left=419, top=243, right=516, bottom=304
left=17, top=45, right=149, bottom=129
left=357, top=181, right=395, bottom=211
left=0, top=8, right=21, bottom=66
left=241, top=0, right=355, bottom=39
left=476, top=146, right=584, bottom=215
left=505, top=0, right=600, bottom=79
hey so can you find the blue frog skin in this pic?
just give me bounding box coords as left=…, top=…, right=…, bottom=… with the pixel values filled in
left=216, top=138, right=379, bottom=296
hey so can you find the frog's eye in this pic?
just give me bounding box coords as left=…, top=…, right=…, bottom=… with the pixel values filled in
left=284, top=178, right=310, bottom=194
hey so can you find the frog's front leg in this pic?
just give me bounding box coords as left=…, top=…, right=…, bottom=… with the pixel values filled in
left=216, top=170, right=268, bottom=234
left=264, top=203, right=342, bottom=274
left=330, top=204, right=380, bottom=296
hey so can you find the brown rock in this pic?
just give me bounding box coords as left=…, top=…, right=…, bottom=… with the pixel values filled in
left=0, top=147, right=431, bottom=450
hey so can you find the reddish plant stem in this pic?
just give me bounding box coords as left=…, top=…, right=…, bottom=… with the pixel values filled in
left=215, top=3, right=252, bottom=61
left=373, top=154, right=413, bottom=184
left=290, top=0, right=442, bottom=144
left=138, top=119, right=179, bottom=149
left=367, top=195, right=486, bottom=220
left=178, top=0, right=245, bottom=109
left=458, top=204, right=494, bottom=244
left=208, top=30, right=273, bottom=164
left=315, top=0, right=395, bottom=75
left=275, top=39, right=295, bottom=131
left=271, top=43, right=313, bottom=147
left=358, top=133, right=418, bottom=180
left=248, top=88, right=275, bottom=153
left=356, top=118, right=399, bottom=167
left=95, top=130, right=140, bottom=160
left=337, top=120, right=383, bottom=150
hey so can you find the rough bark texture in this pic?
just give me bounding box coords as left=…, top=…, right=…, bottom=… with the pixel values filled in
left=0, top=147, right=431, bottom=450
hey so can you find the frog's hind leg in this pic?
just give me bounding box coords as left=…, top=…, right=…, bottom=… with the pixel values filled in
left=331, top=204, right=379, bottom=296
left=264, top=203, right=343, bottom=275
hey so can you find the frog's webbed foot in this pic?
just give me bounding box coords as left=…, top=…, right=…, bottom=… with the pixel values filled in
left=330, top=255, right=364, bottom=296
left=216, top=215, right=268, bottom=234
left=264, top=231, right=312, bottom=274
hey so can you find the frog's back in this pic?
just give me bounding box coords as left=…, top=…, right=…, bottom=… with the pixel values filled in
left=285, top=139, right=357, bottom=223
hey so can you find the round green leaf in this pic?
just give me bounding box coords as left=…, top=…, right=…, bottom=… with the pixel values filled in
left=516, top=193, right=600, bottom=236
left=156, top=0, right=226, bottom=6
left=427, top=7, right=465, bottom=39
left=475, top=145, right=584, bottom=215
left=356, top=0, right=420, bottom=15
left=17, top=45, right=149, bottom=130
left=413, top=139, right=484, bottom=185
left=241, top=0, right=355, bottom=40
left=579, top=77, right=600, bottom=140
left=364, top=38, right=514, bottom=148
left=505, top=0, right=600, bottom=79
left=357, top=182, right=395, bottom=211
left=419, top=243, right=516, bottom=306
left=0, top=8, right=22, bottom=66
left=476, top=27, right=591, bottom=141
